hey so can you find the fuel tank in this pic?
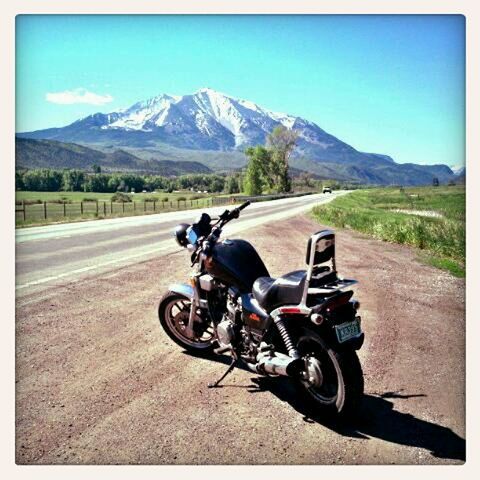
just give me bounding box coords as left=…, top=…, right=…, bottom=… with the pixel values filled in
left=205, top=239, right=269, bottom=293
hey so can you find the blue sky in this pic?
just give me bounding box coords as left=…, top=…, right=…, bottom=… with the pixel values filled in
left=16, top=15, right=465, bottom=166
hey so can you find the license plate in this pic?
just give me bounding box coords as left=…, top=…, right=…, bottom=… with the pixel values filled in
left=335, top=318, right=361, bottom=343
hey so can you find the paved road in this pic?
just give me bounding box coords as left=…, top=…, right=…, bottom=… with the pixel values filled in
left=15, top=192, right=344, bottom=295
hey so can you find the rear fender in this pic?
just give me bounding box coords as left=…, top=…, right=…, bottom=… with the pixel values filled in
left=295, top=317, right=364, bottom=352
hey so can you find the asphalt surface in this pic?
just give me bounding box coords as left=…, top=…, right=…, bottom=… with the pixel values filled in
left=15, top=192, right=344, bottom=296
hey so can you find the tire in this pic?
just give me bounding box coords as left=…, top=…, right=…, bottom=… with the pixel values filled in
left=295, top=327, right=364, bottom=418
left=158, top=291, right=215, bottom=354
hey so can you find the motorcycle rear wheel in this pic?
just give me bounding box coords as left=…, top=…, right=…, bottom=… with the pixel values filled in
left=158, top=291, right=215, bottom=354
left=296, top=328, right=364, bottom=418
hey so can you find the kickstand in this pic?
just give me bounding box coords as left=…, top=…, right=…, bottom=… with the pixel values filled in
left=208, top=357, right=238, bottom=388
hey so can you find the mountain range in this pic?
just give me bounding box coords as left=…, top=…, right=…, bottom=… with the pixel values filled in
left=17, top=87, right=459, bottom=185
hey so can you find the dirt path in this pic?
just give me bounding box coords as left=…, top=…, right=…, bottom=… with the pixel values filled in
left=15, top=215, right=465, bottom=465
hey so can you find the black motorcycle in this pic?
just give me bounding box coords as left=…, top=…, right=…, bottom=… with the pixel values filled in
left=159, top=201, right=364, bottom=417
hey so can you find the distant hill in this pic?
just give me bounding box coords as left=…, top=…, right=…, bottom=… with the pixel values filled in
left=15, top=137, right=212, bottom=176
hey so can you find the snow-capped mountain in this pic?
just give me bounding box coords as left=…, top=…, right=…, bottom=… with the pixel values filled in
left=103, top=88, right=297, bottom=148
left=19, top=87, right=362, bottom=156
left=450, top=164, right=465, bottom=176
left=18, top=88, right=456, bottom=185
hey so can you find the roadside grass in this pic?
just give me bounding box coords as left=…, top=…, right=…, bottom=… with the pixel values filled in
left=311, top=186, right=465, bottom=277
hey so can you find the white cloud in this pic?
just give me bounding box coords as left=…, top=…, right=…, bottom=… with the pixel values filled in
left=45, top=88, right=113, bottom=105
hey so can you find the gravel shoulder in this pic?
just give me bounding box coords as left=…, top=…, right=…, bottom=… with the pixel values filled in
left=15, top=214, right=465, bottom=465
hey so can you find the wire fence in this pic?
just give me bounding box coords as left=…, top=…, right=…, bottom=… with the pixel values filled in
left=15, top=191, right=315, bottom=225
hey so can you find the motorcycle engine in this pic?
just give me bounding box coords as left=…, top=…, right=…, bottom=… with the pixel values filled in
left=217, top=317, right=236, bottom=349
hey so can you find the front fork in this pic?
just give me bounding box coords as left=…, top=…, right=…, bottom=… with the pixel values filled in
left=185, top=274, right=201, bottom=339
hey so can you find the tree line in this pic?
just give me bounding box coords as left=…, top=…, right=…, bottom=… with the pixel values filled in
left=15, top=169, right=244, bottom=194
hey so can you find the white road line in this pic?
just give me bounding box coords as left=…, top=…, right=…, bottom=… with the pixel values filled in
left=16, top=192, right=346, bottom=291
left=16, top=243, right=173, bottom=290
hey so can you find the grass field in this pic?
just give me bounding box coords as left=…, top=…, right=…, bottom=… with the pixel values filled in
left=15, top=190, right=230, bottom=227
left=15, top=190, right=212, bottom=203
left=311, top=186, right=465, bottom=277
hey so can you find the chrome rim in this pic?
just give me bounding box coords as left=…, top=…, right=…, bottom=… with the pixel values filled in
left=297, top=336, right=345, bottom=409
left=163, top=298, right=214, bottom=349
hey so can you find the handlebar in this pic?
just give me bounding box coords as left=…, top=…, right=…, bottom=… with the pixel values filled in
left=238, top=200, right=251, bottom=211
left=190, top=200, right=251, bottom=265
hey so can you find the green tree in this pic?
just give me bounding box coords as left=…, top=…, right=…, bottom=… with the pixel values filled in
left=84, top=174, right=110, bottom=192
left=62, top=169, right=85, bottom=191
left=245, top=146, right=273, bottom=190
left=266, top=126, right=298, bottom=193
left=244, top=147, right=264, bottom=196
left=209, top=175, right=225, bottom=193
left=22, top=169, right=62, bottom=191
left=92, top=164, right=102, bottom=174
left=225, top=175, right=240, bottom=194
left=15, top=172, right=24, bottom=190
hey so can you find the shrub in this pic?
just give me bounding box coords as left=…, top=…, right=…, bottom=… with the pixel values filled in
left=161, top=197, right=169, bottom=202
left=82, top=197, right=98, bottom=202
left=144, top=196, right=159, bottom=202
left=177, top=196, right=187, bottom=202
left=111, top=192, right=132, bottom=203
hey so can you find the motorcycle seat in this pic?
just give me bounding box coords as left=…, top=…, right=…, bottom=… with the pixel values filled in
left=252, top=270, right=307, bottom=313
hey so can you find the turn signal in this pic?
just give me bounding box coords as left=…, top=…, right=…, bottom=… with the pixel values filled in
left=351, top=300, right=360, bottom=310
left=311, top=313, right=324, bottom=325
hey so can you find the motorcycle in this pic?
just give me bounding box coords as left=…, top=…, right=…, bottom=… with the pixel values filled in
left=158, top=201, right=365, bottom=417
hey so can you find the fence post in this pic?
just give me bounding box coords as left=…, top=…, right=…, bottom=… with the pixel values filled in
left=103, top=201, right=106, bottom=216
left=144, top=201, right=146, bottom=212
left=133, top=201, right=136, bottom=212
left=23, top=200, right=26, bottom=221
left=122, top=202, right=125, bottom=213
left=110, top=201, right=113, bottom=214
left=80, top=201, right=83, bottom=215
left=63, top=201, right=66, bottom=217
left=153, top=200, right=156, bottom=211
left=44, top=201, right=47, bottom=220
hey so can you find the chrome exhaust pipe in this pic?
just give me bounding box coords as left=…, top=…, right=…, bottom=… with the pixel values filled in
left=256, top=351, right=298, bottom=377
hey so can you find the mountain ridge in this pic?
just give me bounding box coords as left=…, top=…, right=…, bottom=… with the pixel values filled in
left=15, top=137, right=212, bottom=176
left=17, top=88, right=455, bottom=185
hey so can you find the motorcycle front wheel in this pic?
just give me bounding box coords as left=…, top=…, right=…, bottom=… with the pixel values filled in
left=295, top=327, right=364, bottom=418
left=158, top=291, right=215, bottom=354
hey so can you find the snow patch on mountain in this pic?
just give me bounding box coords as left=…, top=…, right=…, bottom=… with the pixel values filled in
left=96, top=87, right=299, bottom=148
left=450, top=164, right=465, bottom=176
